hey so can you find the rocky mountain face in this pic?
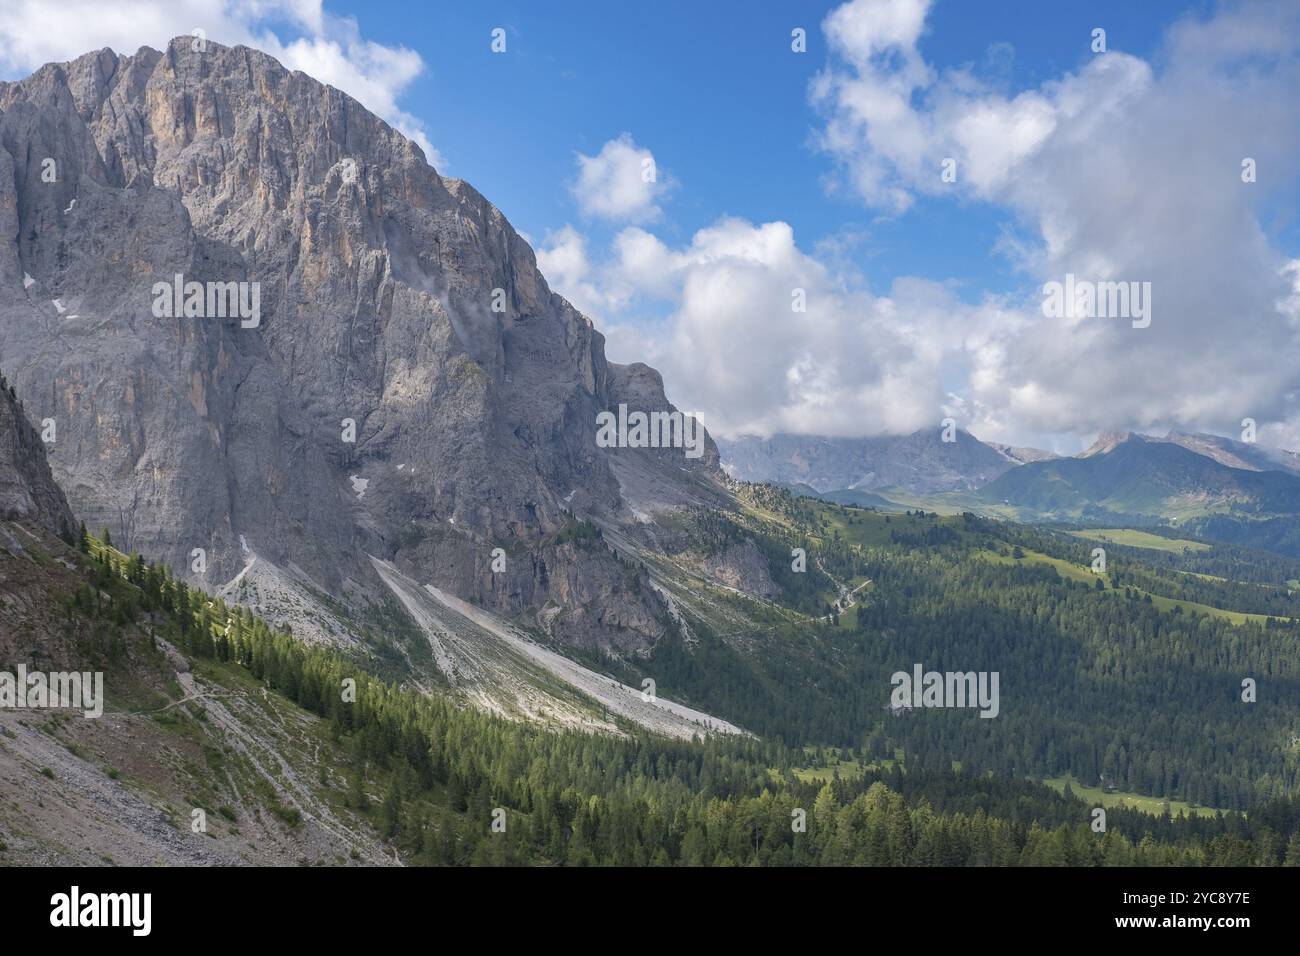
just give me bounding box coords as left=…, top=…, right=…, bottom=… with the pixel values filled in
left=1080, top=431, right=1135, bottom=458
left=0, top=367, right=74, bottom=538
left=0, top=38, right=724, bottom=655
left=987, top=442, right=1059, bottom=466
left=718, top=428, right=1047, bottom=494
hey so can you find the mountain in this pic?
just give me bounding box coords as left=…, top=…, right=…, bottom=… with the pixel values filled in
left=8, top=39, right=1300, bottom=872
left=0, top=38, right=725, bottom=658
left=980, top=431, right=1300, bottom=521
left=0, top=490, right=737, bottom=863
left=718, top=428, right=1054, bottom=495
left=8, top=517, right=1286, bottom=867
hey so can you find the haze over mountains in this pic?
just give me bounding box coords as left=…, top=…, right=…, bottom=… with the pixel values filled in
left=719, top=428, right=1057, bottom=494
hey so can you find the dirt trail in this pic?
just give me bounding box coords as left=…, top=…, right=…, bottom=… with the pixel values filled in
left=0, top=711, right=240, bottom=866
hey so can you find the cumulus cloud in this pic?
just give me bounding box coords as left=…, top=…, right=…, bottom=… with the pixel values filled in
left=806, top=0, right=1300, bottom=445
left=571, top=134, right=673, bottom=223
left=549, top=216, right=984, bottom=440
left=0, top=0, right=444, bottom=167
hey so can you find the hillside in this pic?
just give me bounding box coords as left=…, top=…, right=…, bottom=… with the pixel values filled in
left=980, top=433, right=1300, bottom=520
left=1164, top=431, right=1300, bottom=476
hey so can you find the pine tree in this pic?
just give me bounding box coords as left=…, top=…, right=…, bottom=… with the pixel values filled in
left=1283, top=832, right=1300, bottom=867
left=379, top=781, right=402, bottom=840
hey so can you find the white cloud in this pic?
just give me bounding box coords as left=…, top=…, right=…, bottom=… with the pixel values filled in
left=807, top=0, right=1300, bottom=445
left=547, top=216, right=980, bottom=440
left=0, top=0, right=444, bottom=168
left=571, top=134, right=673, bottom=223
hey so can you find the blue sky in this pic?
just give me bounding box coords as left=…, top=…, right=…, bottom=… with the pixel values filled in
left=326, top=0, right=1192, bottom=295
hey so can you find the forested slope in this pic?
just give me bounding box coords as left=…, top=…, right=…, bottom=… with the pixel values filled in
left=6, top=516, right=1299, bottom=865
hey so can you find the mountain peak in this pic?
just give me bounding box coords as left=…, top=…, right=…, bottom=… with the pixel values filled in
left=0, top=38, right=718, bottom=655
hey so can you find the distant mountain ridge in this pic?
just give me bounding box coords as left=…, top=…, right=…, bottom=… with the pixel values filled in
left=724, top=426, right=1300, bottom=558
left=988, top=442, right=1060, bottom=466
left=1163, top=431, right=1300, bottom=475
left=1079, top=430, right=1300, bottom=475
left=977, top=431, right=1300, bottom=557
left=721, top=426, right=1300, bottom=504
left=981, top=432, right=1300, bottom=518
left=718, top=428, right=1056, bottom=495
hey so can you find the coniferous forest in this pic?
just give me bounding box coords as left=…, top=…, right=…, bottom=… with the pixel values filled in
left=53, top=525, right=1300, bottom=867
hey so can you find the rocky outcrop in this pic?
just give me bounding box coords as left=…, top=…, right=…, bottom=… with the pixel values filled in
left=0, top=38, right=725, bottom=654
left=0, top=368, right=75, bottom=538
left=701, top=539, right=779, bottom=599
